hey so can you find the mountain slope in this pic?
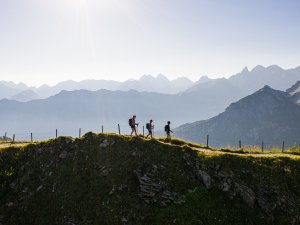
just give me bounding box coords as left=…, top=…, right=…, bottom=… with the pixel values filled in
left=184, top=65, right=300, bottom=100
left=1, top=133, right=300, bottom=225
left=34, top=80, right=121, bottom=98
left=10, top=90, right=39, bottom=102
left=175, top=85, right=300, bottom=147
left=0, top=83, right=21, bottom=99
left=287, top=80, right=300, bottom=104
left=0, top=87, right=234, bottom=139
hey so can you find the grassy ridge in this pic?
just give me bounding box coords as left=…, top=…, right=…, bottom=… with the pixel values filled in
left=1, top=133, right=300, bottom=225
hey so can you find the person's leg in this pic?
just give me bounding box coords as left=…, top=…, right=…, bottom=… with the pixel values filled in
left=134, top=127, right=137, bottom=136
left=131, top=127, right=135, bottom=136
left=166, top=133, right=171, bottom=142
left=150, top=130, right=153, bottom=138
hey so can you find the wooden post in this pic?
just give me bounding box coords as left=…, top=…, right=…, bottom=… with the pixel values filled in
left=12, top=134, right=15, bottom=144
left=56, top=129, right=58, bottom=138
left=118, top=124, right=120, bottom=135
left=206, top=135, right=209, bottom=148
left=31, top=133, right=33, bottom=142
left=282, top=141, right=285, bottom=152
left=143, top=126, right=144, bottom=136
left=261, top=141, right=264, bottom=152
left=101, top=125, right=104, bottom=133
left=79, top=128, right=81, bottom=138
left=239, top=140, right=242, bottom=149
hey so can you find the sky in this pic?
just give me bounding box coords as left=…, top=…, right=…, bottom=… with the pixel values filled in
left=0, top=0, right=300, bottom=86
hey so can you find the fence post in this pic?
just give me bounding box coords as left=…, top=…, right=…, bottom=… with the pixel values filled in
left=239, top=140, right=242, bottom=149
left=12, top=134, right=15, bottom=144
left=261, top=141, right=264, bottom=152
left=206, top=135, right=209, bottom=148
left=31, top=133, right=33, bottom=142
left=56, top=129, right=58, bottom=138
left=102, top=125, right=104, bottom=133
left=282, top=141, right=285, bottom=153
left=118, top=124, right=120, bottom=135
left=143, top=126, right=144, bottom=136
left=79, top=128, right=81, bottom=138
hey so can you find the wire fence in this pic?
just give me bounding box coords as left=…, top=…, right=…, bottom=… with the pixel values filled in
left=193, top=134, right=300, bottom=152
left=1, top=124, right=299, bottom=152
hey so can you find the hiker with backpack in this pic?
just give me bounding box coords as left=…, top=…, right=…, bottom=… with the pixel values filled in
left=129, top=115, right=139, bottom=136
left=145, top=119, right=154, bottom=139
left=164, top=121, right=173, bottom=142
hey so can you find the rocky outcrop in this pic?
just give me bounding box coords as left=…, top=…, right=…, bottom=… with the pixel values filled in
left=182, top=152, right=300, bottom=223
left=135, top=167, right=178, bottom=207
left=235, top=182, right=255, bottom=208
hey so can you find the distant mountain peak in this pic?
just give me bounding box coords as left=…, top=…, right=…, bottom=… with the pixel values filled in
left=262, top=85, right=271, bottom=90
left=251, top=65, right=265, bottom=72
left=156, top=74, right=169, bottom=81
left=267, top=65, right=283, bottom=71
left=241, top=66, right=249, bottom=73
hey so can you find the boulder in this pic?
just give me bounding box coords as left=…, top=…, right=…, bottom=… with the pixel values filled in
left=235, top=182, right=256, bottom=208
left=198, top=170, right=211, bottom=189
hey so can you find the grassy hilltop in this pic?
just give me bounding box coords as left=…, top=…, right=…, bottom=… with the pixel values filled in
left=1, top=133, right=300, bottom=225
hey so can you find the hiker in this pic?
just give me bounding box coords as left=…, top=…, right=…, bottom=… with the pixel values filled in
left=164, top=121, right=173, bottom=142
left=129, top=115, right=139, bottom=136
left=146, top=119, right=154, bottom=138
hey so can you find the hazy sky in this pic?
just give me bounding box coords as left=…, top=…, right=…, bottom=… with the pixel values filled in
left=0, top=0, right=300, bottom=86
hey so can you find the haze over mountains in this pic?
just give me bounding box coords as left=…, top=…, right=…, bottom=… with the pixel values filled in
left=1, top=65, right=300, bottom=144
left=0, top=75, right=194, bottom=101
left=1, top=65, right=300, bottom=102
left=175, top=85, right=300, bottom=147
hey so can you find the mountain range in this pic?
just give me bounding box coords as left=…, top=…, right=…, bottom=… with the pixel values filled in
left=1, top=65, right=300, bottom=102
left=0, top=75, right=194, bottom=101
left=1, top=65, right=300, bottom=144
left=174, top=85, right=300, bottom=147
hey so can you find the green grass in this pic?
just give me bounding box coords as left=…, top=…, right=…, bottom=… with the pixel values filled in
left=0, top=133, right=300, bottom=225
left=154, top=187, right=272, bottom=225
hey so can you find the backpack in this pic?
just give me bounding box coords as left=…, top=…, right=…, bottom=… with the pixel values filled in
left=146, top=123, right=151, bottom=130
left=164, top=125, right=169, bottom=132
left=129, top=118, right=133, bottom=126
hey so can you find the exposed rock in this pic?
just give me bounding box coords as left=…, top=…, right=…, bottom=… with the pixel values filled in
left=216, top=169, right=235, bottom=194
left=235, top=183, right=256, bottom=208
left=59, top=151, right=67, bottom=159
left=7, top=202, right=13, bottom=207
left=135, top=169, right=177, bottom=206
left=257, top=184, right=300, bottom=216
left=36, top=185, right=43, bottom=192
left=109, top=186, right=116, bottom=195
left=198, top=170, right=211, bottom=189
left=121, top=217, right=128, bottom=223
left=219, top=179, right=232, bottom=193
left=217, top=170, right=234, bottom=178
left=100, top=166, right=111, bottom=176
left=9, top=180, right=18, bottom=190
left=99, top=139, right=109, bottom=148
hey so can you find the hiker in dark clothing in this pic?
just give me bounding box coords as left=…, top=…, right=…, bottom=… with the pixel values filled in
left=129, top=115, right=139, bottom=136
left=164, top=121, right=173, bottom=142
left=146, top=119, right=154, bottom=139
